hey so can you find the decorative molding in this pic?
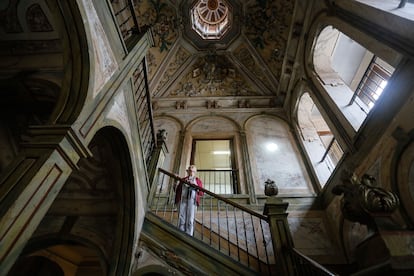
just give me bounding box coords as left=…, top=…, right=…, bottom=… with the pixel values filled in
left=168, top=53, right=261, bottom=98
left=244, top=0, right=294, bottom=81
left=26, top=4, right=53, bottom=32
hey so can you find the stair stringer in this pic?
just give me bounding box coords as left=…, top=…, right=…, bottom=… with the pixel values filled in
left=140, top=211, right=258, bottom=275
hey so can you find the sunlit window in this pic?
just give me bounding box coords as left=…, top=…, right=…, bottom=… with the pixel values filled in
left=192, top=139, right=237, bottom=194
left=313, top=26, right=395, bottom=130
left=351, top=57, right=392, bottom=112
left=297, top=92, right=344, bottom=187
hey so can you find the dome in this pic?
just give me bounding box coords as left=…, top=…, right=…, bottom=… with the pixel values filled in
left=191, top=0, right=232, bottom=40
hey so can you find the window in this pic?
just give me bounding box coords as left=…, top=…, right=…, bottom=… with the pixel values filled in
left=351, top=56, right=392, bottom=112
left=313, top=26, right=395, bottom=130
left=191, top=139, right=238, bottom=194
left=297, top=92, right=344, bottom=186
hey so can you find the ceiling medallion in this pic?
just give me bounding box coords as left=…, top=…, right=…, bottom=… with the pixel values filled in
left=191, top=0, right=231, bottom=40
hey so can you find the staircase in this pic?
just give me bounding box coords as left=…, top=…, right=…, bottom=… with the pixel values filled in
left=141, top=212, right=258, bottom=275
left=141, top=168, right=338, bottom=275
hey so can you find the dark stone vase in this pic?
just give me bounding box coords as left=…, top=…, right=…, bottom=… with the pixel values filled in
left=264, top=179, right=278, bottom=196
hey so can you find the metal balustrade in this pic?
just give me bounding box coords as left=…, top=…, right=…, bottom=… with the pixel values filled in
left=150, top=168, right=276, bottom=274
left=110, top=0, right=142, bottom=47
left=149, top=168, right=338, bottom=275
left=132, top=59, right=156, bottom=168
left=196, top=169, right=238, bottom=194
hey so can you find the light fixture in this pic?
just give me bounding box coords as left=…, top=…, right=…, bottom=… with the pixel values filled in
left=213, top=150, right=230, bottom=155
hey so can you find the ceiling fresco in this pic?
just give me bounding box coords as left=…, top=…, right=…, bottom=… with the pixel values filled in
left=169, top=53, right=262, bottom=98
left=136, top=0, right=294, bottom=102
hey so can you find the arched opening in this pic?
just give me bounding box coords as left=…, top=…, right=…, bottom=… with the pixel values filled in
left=296, top=92, right=344, bottom=187
left=9, top=127, right=136, bottom=275
left=8, top=255, right=65, bottom=276
left=8, top=243, right=104, bottom=276
left=313, top=25, right=395, bottom=131
left=0, top=0, right=89, bottom=174
left=187, top=116, right=243, bottom=194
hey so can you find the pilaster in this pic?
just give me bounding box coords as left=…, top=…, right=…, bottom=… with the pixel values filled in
left=239, top=130, right=256, bottom=204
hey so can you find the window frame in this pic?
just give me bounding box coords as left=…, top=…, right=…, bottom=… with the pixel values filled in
left=190, top=138, right=239, bottom=194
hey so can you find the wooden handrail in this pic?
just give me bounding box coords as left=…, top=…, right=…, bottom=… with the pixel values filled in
left=158, top=168, right=268, bottom=221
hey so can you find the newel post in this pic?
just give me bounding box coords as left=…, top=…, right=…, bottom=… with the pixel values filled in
left=264, top=196, right=295, bottom=275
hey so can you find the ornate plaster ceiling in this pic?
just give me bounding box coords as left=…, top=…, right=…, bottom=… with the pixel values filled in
left=135, top=0, right=295, bottom=109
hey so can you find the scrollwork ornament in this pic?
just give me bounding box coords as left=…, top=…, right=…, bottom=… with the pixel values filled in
left=333, top=173, right=400, bottom=227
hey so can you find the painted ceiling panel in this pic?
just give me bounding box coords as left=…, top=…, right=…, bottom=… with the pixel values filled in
left=135, top=0, right=295, bottom=100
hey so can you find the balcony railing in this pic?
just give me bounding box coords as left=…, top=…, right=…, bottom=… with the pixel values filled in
left=196, top=169, right=238, bottom=194
left=150, top=168, right=275, bottom=274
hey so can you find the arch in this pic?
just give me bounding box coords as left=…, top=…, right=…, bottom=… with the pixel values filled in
left=154, top=114, right=185, bottom=131
left=91, top=126, right=136, bottom=276
left=243, top=113, right=289, bottom=131
left=9, top=126, right=137, bottom=276
left=0, top=1, right=89, bottom=174
left=15, top=234, right=108, bottom=275
left=185, top=114, right=242, bottom=133
left=305, top=14, right=401, bottom=134
left=8, top=255, right=64, bottom=276
left=45, top=0, right=90, bottom=124
left=180, top=115, right=244, bottom=194
left=244, top=114, right=314, bottom=195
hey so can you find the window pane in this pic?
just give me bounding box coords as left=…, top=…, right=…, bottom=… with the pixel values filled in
left=193, top=140, right=235, bottom=194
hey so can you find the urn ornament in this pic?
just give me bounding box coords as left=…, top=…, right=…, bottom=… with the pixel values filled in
left=264, top=179, right=278, bottom=196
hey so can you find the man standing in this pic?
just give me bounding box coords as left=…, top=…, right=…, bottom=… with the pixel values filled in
left=174, top=165, right=203, bottom=236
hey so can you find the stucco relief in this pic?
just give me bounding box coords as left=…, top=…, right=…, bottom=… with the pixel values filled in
left=153, top=46, right=191, bottom=96
left=135, top=0, right=178, bottom=81
left=169, top=54, right=259, bottom=97
left=233, top=45, right=273, bottom=91
left=82, top=0, right=118, bottom=97
left=245, top=0, right=293, bottom=79
left=107, top=89, right=131, bottom=138
left=246, top=116, right=312, bottom=194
